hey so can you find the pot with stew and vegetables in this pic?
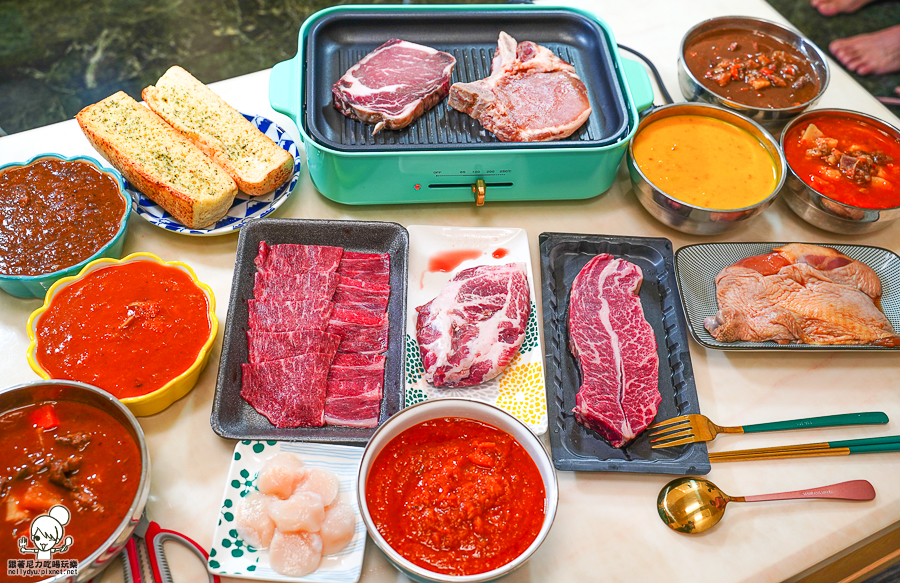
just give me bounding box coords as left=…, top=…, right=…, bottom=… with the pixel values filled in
left=780, top=109, right=900, bottom=234
left=0, top=380, right=149, bottom=582
left=679, top=16, right=829, bottom=130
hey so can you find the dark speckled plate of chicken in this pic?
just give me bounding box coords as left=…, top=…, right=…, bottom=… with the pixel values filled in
left=676, top=242, right=900, bottom=350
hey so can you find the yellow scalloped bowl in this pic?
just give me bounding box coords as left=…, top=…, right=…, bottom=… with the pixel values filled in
left=26, top=252, right=218, bottom=417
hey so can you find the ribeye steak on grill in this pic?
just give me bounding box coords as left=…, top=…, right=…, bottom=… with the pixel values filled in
left=448, top=32, right=592, bottom=142
left=332, top=39, right=456, bottom=135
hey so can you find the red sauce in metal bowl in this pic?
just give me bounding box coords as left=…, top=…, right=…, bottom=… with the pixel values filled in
left=365, top=417, right=545, bottom=576
left=35, top=261, right=212, bottom=399
left=0, top=400, right=140, bottom=582
left=783, top=114, right=900, bottom=209
left=0, top=159, right=125, bottom=276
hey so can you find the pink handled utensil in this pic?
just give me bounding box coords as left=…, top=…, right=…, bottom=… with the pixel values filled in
left=657, top=477, right=875, bottom=534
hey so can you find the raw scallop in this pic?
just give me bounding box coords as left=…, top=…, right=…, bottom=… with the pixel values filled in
left=256, top=453, right=307, bottom=499
left=269, top=531, right=323, bottom=577
left=295, top=468, right=340, bottom=506
left=235, top=493, right=276, bottom=549
left=320, top=501, right=356, bottom=555
left=268, top=491, right=325, bottom=533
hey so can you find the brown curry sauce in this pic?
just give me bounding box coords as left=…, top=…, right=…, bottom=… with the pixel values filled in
left=684, top=29, right=821, bottom=109
left=0, top=159, right=126, bottom=276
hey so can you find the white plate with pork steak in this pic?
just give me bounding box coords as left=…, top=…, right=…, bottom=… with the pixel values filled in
left=676, top=242, right=900, bottom=351
left=211, top=218, right=409, bottom=444
left=539, top=232, right=709, bottom=474
left=404, top=226, right=547, bottom=435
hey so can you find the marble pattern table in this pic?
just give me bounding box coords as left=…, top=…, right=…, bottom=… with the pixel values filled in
left=0, top=1, right=898, bottom=581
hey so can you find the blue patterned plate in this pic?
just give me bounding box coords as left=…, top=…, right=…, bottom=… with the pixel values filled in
left=126, top=113, right=301, bottom=236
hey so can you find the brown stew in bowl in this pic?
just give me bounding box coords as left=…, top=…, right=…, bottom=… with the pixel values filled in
left=0, top=400, right=141, bottom=580
left=0, top=159, right=126, bottom=276
left=684, top=29, right=821, bottom=109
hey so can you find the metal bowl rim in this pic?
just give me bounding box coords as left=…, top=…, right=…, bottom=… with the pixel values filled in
left=780, top=108, right=900, bottom=212
left=0, top=379, right=150, bottom=582
left=628, top=102, right=787, bottom=212
left=678, top=15, right=831, bottom=114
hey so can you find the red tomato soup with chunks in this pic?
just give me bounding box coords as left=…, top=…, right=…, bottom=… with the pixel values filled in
left=784, top=114, right=900, bottom=209
left=0, top=400, right=141, bottom=582
left=35, top=261, right=211, bottom=399
left=365, top=417, right=546, bottom=576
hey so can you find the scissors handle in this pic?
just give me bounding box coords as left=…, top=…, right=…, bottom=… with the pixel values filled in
left=144, top=521, right=220, bottom=583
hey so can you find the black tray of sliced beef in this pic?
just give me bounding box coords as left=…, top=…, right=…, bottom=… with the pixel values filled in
left=211, top=218, right=408, bottom=444
left=539, top=232, right=709, bottom=474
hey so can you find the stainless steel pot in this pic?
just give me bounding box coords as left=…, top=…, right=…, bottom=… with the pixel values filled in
left=678, top=16, right=829, bottom=131
left=780, top=109, right=900, bottom=234
left=0, top=380, right=150, bottom=583
left=627, top=102, right=786, bottom=235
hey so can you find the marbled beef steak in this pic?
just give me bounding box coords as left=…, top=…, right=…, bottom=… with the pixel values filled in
left=449, top=32, right=592, bottom=142
left=416, top=263, right=530, bottom=387
left=568, top=254, right=660, bottom=448
left=332, top=39, right=456, bottom=135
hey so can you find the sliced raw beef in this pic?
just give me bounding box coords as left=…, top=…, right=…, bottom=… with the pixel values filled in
left=327, top=307, right=389, bottom=354
left=255, top=242, right=343, bottom=275
left=336, top=252, right=391, bottom=285
left=448, top=32, right=592, bottom=142
left=332, top=40, right=456, bottom=135
left=247, top=330, right=341, bottom=364
left=324, top=354, right=385, bottom=427
left=241, top=353, right=334, bottom=427
left=248, top=300, right=335, bottom=332
left=332, top=276, right=390, bottom=312
left=324, top=387, right=382, bottom=428
left=326, top=353, right=386, bottom=380
left=416, top=263, right=530, bottom=387
left=253, top=271, right=339, bottom=301
left=568, top=254, right=660, bottom=448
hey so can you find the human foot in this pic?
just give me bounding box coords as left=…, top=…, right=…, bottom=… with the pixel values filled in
left=810, top=0, right=876, bottom=16
left=830, top=25, right=900, bottom=75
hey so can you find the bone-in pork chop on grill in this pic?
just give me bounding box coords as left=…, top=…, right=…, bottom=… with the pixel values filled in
left=568, top=254, right=660, bottom=448
left=705, top=244, right=900, bottom=346
left=449, top=32, right=592, bottom=142
left=332, top=39, right=456, bottom=135
left=416, top=263, right=530, bottom=387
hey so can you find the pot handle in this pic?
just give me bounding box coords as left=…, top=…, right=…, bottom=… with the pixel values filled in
left=621, top=57, right=655, bottom=113
left=269, top=56, right=299, bottom=120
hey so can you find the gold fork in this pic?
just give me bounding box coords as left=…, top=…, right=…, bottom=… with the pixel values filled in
left=647, top=412, right=888, bottom=449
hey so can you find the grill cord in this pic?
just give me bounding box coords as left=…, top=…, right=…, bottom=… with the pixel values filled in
left=617, top=44, right=674, bottom=105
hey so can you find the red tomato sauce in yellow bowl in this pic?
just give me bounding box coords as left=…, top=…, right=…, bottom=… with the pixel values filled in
left=365, top=417, right=546, bottom=576
left=33, top=260, right=212, bottom=399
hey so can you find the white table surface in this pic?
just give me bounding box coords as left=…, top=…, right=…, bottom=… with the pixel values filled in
left=2, top=1, right=899, bottom=582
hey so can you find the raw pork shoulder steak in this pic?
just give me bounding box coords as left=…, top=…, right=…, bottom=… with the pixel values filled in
left=568, top=254, right=660, bottom=448
left=416, top=263, right=530, bottom=387
left=449, top=32, right=592, bottom=142
left=332, top=39, right=456, bottom=134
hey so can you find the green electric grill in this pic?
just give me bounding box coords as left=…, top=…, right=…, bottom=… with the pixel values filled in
left=269, top=4, right=655, bottom=205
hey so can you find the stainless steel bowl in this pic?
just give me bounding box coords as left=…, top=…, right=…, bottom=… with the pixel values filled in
left=357, top=399, right=558, bottom=583
left=627, top=102, right=786, bottom=235
left=0, top=380, right=150, bottom=583
left=780, top=109, right=900, bottom=234
left=678, top=16, right=830, bottom=131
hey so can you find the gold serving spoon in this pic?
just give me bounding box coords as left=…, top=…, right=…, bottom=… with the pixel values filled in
left=657, top=477, right=875, bottom=534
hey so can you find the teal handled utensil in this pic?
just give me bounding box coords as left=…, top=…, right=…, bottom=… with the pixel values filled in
left=648, top=412, right=888, bottom=448
left=709, top=434, right=900, bottom=462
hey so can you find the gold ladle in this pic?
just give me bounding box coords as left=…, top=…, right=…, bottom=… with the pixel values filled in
left=657, top=477, right=875, bottom=534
